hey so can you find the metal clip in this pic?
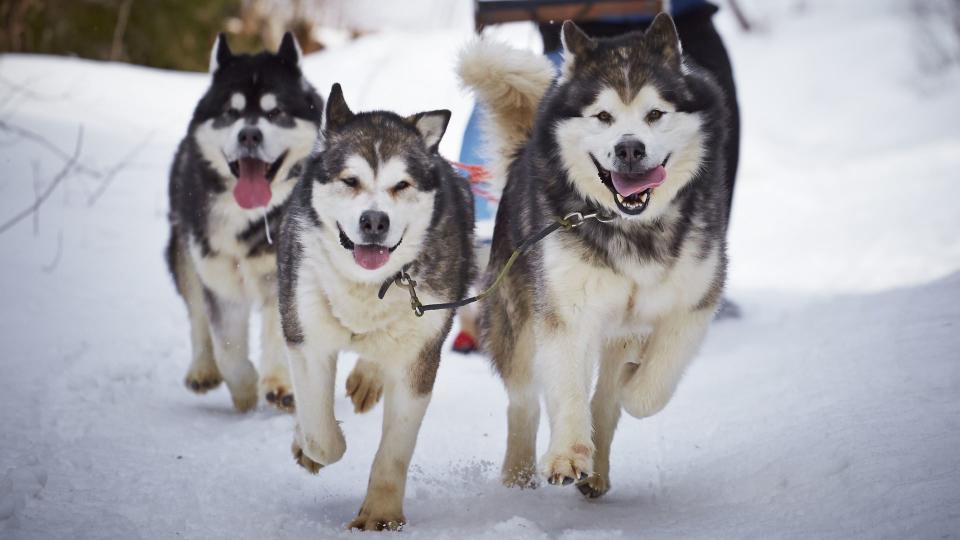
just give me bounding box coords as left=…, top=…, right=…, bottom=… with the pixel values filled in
left=397, top=271, right=425, bottom=317
left=562, top=212, right=588, bottom=229
left=562, top=210, right=616, bottom=228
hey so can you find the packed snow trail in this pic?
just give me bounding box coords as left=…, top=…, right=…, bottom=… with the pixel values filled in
left=1, top=1, right=959, bottom=537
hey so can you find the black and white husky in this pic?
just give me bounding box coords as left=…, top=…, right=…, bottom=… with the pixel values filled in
left=458, top=14, right=730, bottom=497
left=277, top=84, right=474, bottom=530
left=166, top=33, right=322, bottom=412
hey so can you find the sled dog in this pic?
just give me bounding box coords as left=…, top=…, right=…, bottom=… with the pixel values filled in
left=166, top=32, right=322, bottom=412
left=458, top=13, right=730, bottom=496
left=277, top=84, right=474, bottom=529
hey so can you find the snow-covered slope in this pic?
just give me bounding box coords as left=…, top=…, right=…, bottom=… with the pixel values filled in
left=1, top=1, right=959, bottom=538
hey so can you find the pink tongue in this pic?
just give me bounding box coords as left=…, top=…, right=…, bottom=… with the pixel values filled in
left=610, top=166, right=667, bottom=197
left=233, top=158, right=272, bottom=209
left=353, top=244, right=391, bottom=270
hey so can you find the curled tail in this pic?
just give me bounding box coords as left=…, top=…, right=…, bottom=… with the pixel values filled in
left=456, top=40, right=555, bottom=192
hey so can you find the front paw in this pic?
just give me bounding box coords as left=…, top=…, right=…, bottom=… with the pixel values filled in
left=260, top=372, right=294, bottom=412
left=541, top=443, right=593, bottom=486
left=502, top=466, right=538, bottom=489
left=576, top=472, right=610, bottom=499
left=292, top=424, right=346, bottom=472
left=184, top=365, right=222, bottom=394
left=347, top=509, right=406, bottom=532
left=291, top=439, right=323, bottom=474
left=345, top=359, right=383, bottom=414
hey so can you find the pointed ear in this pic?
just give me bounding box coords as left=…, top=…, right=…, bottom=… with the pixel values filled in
left=407, top=110, right=451, bottom=153
left=209, top=33, right=233, bottom=73
left=324, top=83, right=354, bottom=133
left=561, top=20, right=595, bottom=59
left=646, top=13, right=682, bottom=69
left=277, top=31, right=302, bottom=66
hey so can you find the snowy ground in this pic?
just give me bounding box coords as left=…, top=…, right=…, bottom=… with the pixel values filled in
left=2, top=1, right=959, bottom=538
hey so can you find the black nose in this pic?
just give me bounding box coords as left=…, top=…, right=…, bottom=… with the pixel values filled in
left=238, top=126, right=263, bottom=148
left=359, top=210, right=390, bottom=243
left=614, top=138, right=646, bottom=168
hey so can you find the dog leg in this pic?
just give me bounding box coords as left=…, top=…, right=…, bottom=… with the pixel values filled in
left=204, top=291, right=258, bottom=412
left=619, top=308, right=714, bottom=419
left=259, top=292, right=294, bottom=412
left=499, top=325, right=539, bottom=488
left=578, top=339, right=632, bottom=499
left=348, top=363, right=432, bottom=531
left=345, top=358, right=383, bottom=414
left=171, top=240, right=222, bottom=393
left=501, top=381, right=540, bottom=488
left=287, top=345, right=345, bottom=471
left=536, top=322, right=597, bottom=486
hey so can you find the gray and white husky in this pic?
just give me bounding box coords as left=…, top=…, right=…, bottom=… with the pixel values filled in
left=166, top=33, right=322, bottom=412
left=277, top=84, right=474, bottom=530
left=458, top=13, right=730, bottom=497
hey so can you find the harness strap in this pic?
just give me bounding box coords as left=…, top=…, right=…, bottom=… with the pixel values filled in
left=379, top=210, right=614, bottom=317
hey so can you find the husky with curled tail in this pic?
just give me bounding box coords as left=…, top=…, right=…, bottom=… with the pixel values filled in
left=458, top=13, right=730, bottom=497
left=277, top=84, right=474, bottom=530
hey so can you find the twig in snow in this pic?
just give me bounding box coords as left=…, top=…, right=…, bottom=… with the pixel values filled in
left=727, top=0, right=753, bottom=32
left=0, top=120, right=101, bottom=178
left=42, top=229, right=64, bottom=274
left=31, top=161, right=41, bottom=235
left=0, top=125, right=83, bottom=235
left=86, top=131, right=154, bottom=206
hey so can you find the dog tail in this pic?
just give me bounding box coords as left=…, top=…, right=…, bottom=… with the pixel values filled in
left=457, top=40, right=555, bottom=192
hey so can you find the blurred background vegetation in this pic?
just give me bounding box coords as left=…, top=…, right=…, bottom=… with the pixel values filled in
left=0, top=0, right=325, bottom=71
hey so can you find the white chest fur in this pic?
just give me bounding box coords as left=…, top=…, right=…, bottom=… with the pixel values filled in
left=295, top=233, right=445, bottom=360
left=188, top=186, right=291, bottom=304
left=541, top=233, right=718, bottom=336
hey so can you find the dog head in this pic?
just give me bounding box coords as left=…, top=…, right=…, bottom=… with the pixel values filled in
left=550, top=14, right=714, bottom=221
left=307, top=83, right=451, bottom=283
left=191, top=32, right=322, bottom=210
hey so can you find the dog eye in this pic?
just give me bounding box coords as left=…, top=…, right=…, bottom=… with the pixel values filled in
left=594, top=111, right=613, bottom=124
left=393, top=180, right=411, bottom=192
left=224, top=108, right=240, bottom=118
left=646, top=109, right=665, bottom=123
left=266, top=109, right=282, bottom=121
left=340, top=176, right=359, bottom=188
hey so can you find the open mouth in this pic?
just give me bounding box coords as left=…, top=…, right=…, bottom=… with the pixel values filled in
left=227, top=152, right=288, bottom=209
left=591, top=154, right=670, bottom=215
left=337, top=224, right=403, bottom=271
left=228, top=152, right=287, bottom=182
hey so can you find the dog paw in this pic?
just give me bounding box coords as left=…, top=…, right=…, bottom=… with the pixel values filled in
left=576, top=472, right=610, bottom=499
left=345, top=359, right=383, bottom=414
left=292, top=424, right=346, bottom=470
left=260, top=374, right=295, bottom=412
left=230, top=392, right=257, bottom=413
left=501, top=464, right=538, bottom=489
left=291, top=439, right=323, bottom=474
left=184, top=366, right=222, bottom=394
left=541, top=443, right=593, bottom=486
left=347, top=509, right=406, bottom=532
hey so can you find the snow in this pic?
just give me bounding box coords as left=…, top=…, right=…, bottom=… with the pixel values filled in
left=1, top=1, right=959, bottom=538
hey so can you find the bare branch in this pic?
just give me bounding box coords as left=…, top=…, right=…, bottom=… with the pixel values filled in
left=727, top=0, right=753, bottom=33
left=31, top=161, right=41, bottom=235
left=86, top=130, right=155, bottom=206
left=0, top=120, right=101, bottom=178
left=42, top=230, right=64, bottom=274
left=110, top=0, right=134, bottom=61
left=0, top=125, right=83, bottom=235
